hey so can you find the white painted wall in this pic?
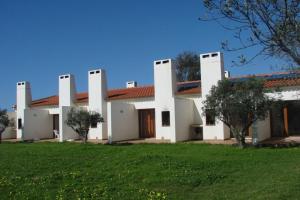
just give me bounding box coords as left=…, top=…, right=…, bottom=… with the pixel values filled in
left=59, top=106, right=79, bottom=142
left=154, top=59, right=177, bottom=142
left=107, top=102, right=139, bottom=143
left=252, top=113, right=271, bottom=142
left=267, top=86, right=300, bottom=101
left=22, top=109, right=53, bottom=140
left=109, top=97, right=155, bottom=110
left=175, top=98, right=194, bottom=141
left=88, top=69, right=108, bottom=140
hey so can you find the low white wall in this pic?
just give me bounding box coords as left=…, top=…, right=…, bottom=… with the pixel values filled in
left=59, top=106, right=79, bottom=142
left=2, top=112, right=16, bottom=139
left=23, top=109, right=53, bottom=140
left=267, top=86, right=300, bottom=101
left=199, top=99, right=229, bottom=140
left=254, top=113, right=271, bottom=142
left=107, top=102, right=139, bottom=143
left=175, top=98, right=194, bottom=141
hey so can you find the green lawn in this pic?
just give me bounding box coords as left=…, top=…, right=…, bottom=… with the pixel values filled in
left=0, top=143, right=300, bottom=200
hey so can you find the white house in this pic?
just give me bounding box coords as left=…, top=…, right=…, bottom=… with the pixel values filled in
left=14, top=52, right=300, bottom=143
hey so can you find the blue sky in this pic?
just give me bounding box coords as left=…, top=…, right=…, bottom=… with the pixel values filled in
left=0, top=0, right=283, bottom=109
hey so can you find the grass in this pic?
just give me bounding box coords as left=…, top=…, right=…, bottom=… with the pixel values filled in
left=0, top=143, right=300, bottom=200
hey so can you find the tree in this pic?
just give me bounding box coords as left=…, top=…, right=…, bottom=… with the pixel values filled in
left=201, top=0, right=300, bottom=66
left=0, top=109, right=10, bottom=144
left=203, top=78, right=274, bottom=148
left=65, top=108, right=104, bottom=143
left=175, top=51, right=201, bottom=81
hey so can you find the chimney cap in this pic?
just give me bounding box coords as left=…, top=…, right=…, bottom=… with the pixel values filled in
left=126, top=81, right=137, bottom=88
left=89, top=69, right=104, bottom=75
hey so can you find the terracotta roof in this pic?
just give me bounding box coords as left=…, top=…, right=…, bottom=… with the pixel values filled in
left=30, top=71, right=300, bottom=107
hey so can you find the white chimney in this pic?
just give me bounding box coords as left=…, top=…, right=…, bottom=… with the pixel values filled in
left=16, top=81, right=32, bottom=139
left=126, top=81, right=137, bottom=88
left=224, top=71, right=231, bottom=78
left=154, top=58, right=177, bottom=142
left=200, top=52, right=225, bottom=97
left=200, top=52, right=230, bottom=140
left=59, top=74, right=76, bottom=107
left=154, top=59, right=177, bottom=99
left=88, top=69, right=108, bottom=140
left=16, top=81, right=32, bottom=110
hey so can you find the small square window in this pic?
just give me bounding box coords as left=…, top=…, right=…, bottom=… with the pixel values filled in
left=205, top=110, right=215, bottom=126
left=162, top=111, right=170, bottom=126
left=18, top=118, right=22, bottom=129
left=91, top=121, right=98, bottom=128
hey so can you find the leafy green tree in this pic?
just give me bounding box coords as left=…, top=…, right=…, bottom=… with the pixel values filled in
left=65, top=108, right=104, bottom=143
left=175, top=51, right=201, bottom=81
left=201, top=0, right=300, bottom=66
left=203, top=78, right=274, bottom=148
left=0, top=109, right=10, bottom=144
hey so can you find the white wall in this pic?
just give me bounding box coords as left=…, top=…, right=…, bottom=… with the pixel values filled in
left=253, top=113, right=271, bottom=142
left=107, top=102, right=139, bottom=143
left=59, top=106, right=79, bottom=142
left=267, top=86, right=300, bottom=101
left=175, top=98, right=194, bottom=141
left=109, top=98, right=155, bottom=110
left=22, top=109, right=53, bottom=140
left=88, top=69, right=108, bottom=140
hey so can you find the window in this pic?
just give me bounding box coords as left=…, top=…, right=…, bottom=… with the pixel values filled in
left=18, top=118, right=22, bottom=129
left=205, top=110, right=215, bottom=125
left=162, top=111, right=170, bottom=126
left=91, top=121, right=98, bottom=128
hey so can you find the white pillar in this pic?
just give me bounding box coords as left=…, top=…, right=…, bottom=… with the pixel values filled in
left=200, top=52, right=229, bottom=140
left=58, top=74, right=77, bottom=142
left=154, top=59, right=177, bottom=142
left=16, top=81, right=32, bottom=140
left=88, top=69, right=108, bottom=140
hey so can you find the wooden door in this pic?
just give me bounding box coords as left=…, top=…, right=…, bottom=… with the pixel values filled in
left=139, top=109, right=155, bottom=138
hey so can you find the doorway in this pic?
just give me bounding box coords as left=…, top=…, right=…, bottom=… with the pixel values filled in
left=270, top=101, right=300, bottom=137
left=138, top=109, right=155, bottom=138
left=53, top=114, right=59, bottom=138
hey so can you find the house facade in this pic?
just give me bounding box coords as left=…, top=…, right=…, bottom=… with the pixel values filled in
left=15, top=52, right=300, bottom=143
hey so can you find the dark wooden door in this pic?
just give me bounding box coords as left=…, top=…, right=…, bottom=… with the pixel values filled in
left=139, top=109, right=155, bottom=138
left=53, top=114, right=59, bottom=131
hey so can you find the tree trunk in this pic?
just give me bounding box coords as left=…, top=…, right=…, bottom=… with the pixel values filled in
left=84, top=133, right=88, bottom=144
left=231, top=129, right=246, bottom=148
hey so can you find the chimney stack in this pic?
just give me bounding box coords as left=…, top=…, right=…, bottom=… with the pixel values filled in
left=59, top=74, right=76, bottom=107
left=88, top=69, right=108, bottom=140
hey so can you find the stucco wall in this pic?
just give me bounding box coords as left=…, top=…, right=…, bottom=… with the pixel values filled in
left=175, top=98, right=194, bottom=141
left=267, top=86, right=300, bottom=101
left=59, top=106, right=79, bottom=141
left=107, top=102, right=139, bottom=143
left=22, top=109, right=53, bottom=140
left=255, top=113, right=271, bottom=142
